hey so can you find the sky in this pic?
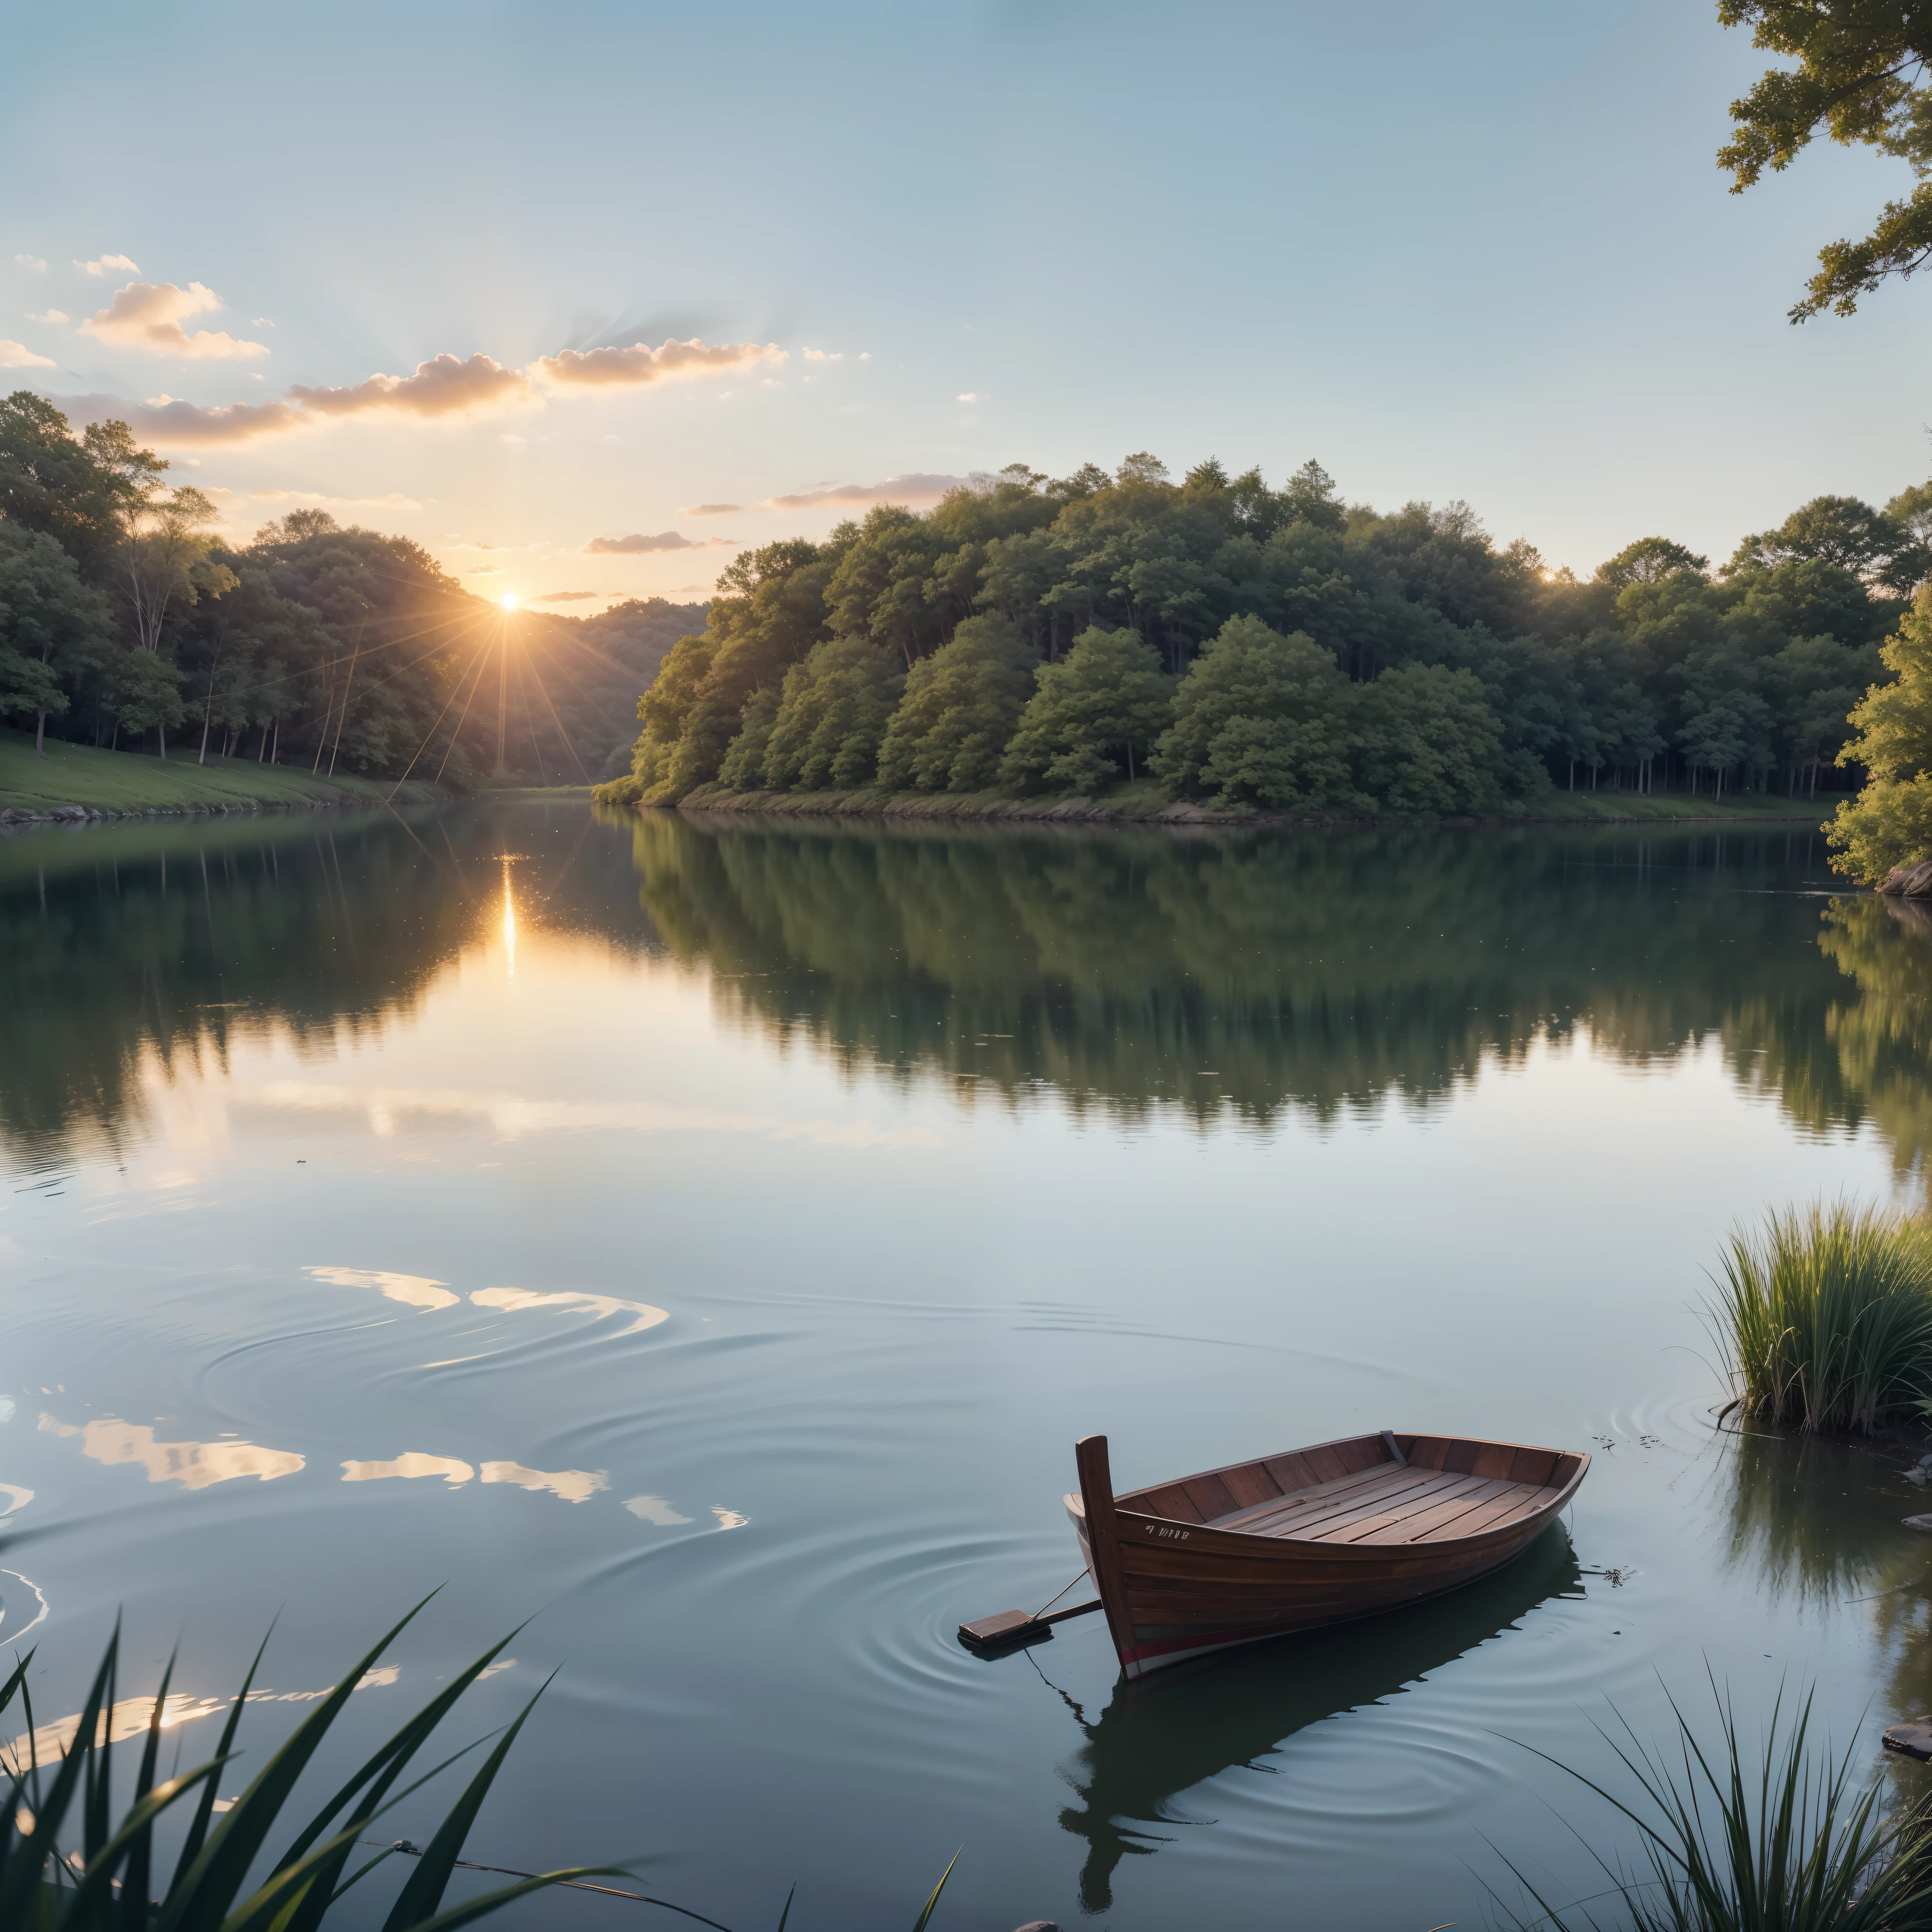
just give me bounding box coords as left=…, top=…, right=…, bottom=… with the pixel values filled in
left=6, top=0, right=1930, bottom=613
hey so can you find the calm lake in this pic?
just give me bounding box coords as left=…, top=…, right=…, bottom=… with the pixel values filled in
left=7, top=805, right=1932, bottom=1930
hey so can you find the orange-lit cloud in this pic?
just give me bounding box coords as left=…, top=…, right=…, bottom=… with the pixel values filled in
left=250, top=486, right=422, bottom=510
left=73, top=254, right=138, bottom=277
left=57, top=352, right=533, bottom=447
left=530, top=337, right=785, bottom=388
left=289, top=351, right=531, bottom=419
left=81, top=281, right=269, bottom=359
left=25, top=309, right=66, bottom=325
left=582, top=530, right=739, bottom=553
left=57, top=392, right=306, bottom=445
left=206, top=485, right=423, bottom=515
left=758, top=473, right=966, bottom=510
left=534, top=590, right=600, bottom=601
left=0, top=341, right=54, bottom=369
left=679, top=501, right=742, bottom=516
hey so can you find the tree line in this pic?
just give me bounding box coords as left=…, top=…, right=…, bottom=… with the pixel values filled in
left=0, top=392, right=701, bottom=783
left=600, top=454, right=1930, bottom=816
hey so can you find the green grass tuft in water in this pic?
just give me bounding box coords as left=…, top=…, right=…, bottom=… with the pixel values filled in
left=1711, top=1200, right=1932, bottom=1434
left=1501, top=1679, right=1932, bottom=1932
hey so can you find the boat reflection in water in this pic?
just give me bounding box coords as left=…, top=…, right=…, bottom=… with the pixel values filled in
left=1054, top=1524, right=1582, bottom=1913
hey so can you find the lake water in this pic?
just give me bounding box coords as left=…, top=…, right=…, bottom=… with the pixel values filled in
left=6, top=805, right=1932, bottom=1931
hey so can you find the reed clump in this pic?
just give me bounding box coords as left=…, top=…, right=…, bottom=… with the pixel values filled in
left=1503, top=1681, right=1932, bottom=1932
left=1712, top=1201, right=1932, bottom=1433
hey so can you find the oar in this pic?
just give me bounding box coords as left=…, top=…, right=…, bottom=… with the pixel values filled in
left=958, top=1572, right=1102, bottom=1654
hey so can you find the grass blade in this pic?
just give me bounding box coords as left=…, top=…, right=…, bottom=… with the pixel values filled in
left=909, top=1849, right=959, bottom=1932
left=377, top=1674, right=554, bottom=1931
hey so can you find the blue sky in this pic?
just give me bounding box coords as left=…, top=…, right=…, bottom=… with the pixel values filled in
left=6, top=1, right=1928, bottom=608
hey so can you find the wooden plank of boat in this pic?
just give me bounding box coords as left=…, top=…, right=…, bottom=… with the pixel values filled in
left=1063, top=1430, right=1588, bottom=1679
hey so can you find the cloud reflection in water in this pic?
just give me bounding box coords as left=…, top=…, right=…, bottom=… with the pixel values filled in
left=39, top=1416, right=303, bottom=1489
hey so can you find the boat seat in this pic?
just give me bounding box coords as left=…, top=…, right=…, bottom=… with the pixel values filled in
left=1203, top=1458, right=1556, bottom=1547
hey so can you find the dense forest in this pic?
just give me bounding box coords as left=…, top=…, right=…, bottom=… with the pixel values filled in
left=0, top=393, right=703, bottom=785
left=600, top=455, right=1932, bottom=816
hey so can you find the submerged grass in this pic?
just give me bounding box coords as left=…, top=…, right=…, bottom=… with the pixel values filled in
left=1501, top=1680, right=1932, bottom=1932
left=1711, top=1201, right=1932, bottom=1433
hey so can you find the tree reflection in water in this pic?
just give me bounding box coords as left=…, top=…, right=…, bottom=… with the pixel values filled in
left=9, top=807, right=1932, bottom=1191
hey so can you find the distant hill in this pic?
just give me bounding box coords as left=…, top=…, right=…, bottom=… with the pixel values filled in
left=521, top=598, right=709, bottom=781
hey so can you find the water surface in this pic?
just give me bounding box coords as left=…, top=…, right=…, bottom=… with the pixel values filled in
left=5, top=808, right=1932, bottom=1930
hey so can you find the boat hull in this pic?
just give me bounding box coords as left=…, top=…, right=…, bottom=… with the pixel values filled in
left=1067, top=1430, right=1588, bottom=1680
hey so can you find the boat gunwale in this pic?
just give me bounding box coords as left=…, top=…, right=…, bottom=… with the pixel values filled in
left=1073, top=1435, right=1590, bottom=1557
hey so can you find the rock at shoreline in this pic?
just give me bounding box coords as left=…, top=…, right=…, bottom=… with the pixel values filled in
left=1881, top=858, right=1932, bottom=895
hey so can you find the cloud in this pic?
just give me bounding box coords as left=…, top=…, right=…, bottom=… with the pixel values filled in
left=56, top=392, right=307, bottom=446
left=584, top=531, right=691, bottom=554
left=679, top=502, right=742, bottom=516
left=758, top=473, right=967, bottom=511
left=26, top=308, right=67, bottom=325
left=81, top=281, right=269, bottom=359
left=74, top=254, right=138, bottom=277
left=248, top=487, right=422, bottom=511
left=534, top=590, right=600, bottom=601
left=582, top=531, right=742, bottom=554
left=15, top=255, right=46, bottom=273
left=956, top=392, right=978, bottom=403
left=290, top=351, right=531, bottom=419
left=250, top=316, right=274, bottom=327
left=529, top=336, right=785, bottom=389
left=54, top=350, right=534, bottom=448
left=801, top=348, right=843, bottom=363
left=0, top=341, right=54, bottom=369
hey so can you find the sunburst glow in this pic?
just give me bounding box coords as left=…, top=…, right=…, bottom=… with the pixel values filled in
left=499, top=592, right=518, bottom=610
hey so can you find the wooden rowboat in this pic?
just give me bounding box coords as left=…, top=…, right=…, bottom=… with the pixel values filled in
left=1067, top=1429, right=1588, bottom=1679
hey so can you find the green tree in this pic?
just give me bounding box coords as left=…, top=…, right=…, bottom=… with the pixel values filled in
left=0, top=394, right=152, bottom=582
left=1349, top=663, right=1507, bottom=813
left=1718, top=2, right=1932, bottom=317
left=1829, top=587, right=1932, bottom=880
left=1772, top=632, right=1884, bottom=794
left=715, top=684, right=781, bottom=790
left=0, top=521, right=113, bottom=752
left=999, top=625, right=1173, bottom=792
left=1730, top=494, right=1926, bottom=593
left=120, top=484, right=235, bottom=655
left=757, top=634, right=906, bottom=788
left=107, top=647, right=187, bottom=758
left=875, top=614, right=1036, bottom=791
left=1595, top=536, right=1710, bottom=589
left=1155, top=614, right=1359, bottom=808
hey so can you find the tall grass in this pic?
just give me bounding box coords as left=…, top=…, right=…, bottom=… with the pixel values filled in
left=0, top=1599, right=960, bottom=1932
left=1502, top=1681, right=1932, bottom=1932
left=1711, top=1201, right=1932, bottom=1433
left=0, top=1598, right=620, bottom=1932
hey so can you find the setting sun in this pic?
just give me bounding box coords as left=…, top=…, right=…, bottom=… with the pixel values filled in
left=499, top=592, right=518, bottom=610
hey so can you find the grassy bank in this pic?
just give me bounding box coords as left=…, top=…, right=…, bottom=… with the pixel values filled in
left=0, top=729, right=441, bottom=820
left=658, top=778, right=1833, bottom=828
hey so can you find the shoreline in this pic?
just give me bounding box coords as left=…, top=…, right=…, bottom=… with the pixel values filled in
left=0, top=790, right=443, bottom=831
left=662, top=780, right=1833, bottom=832
left=0, top=727, right=445, bottom=827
